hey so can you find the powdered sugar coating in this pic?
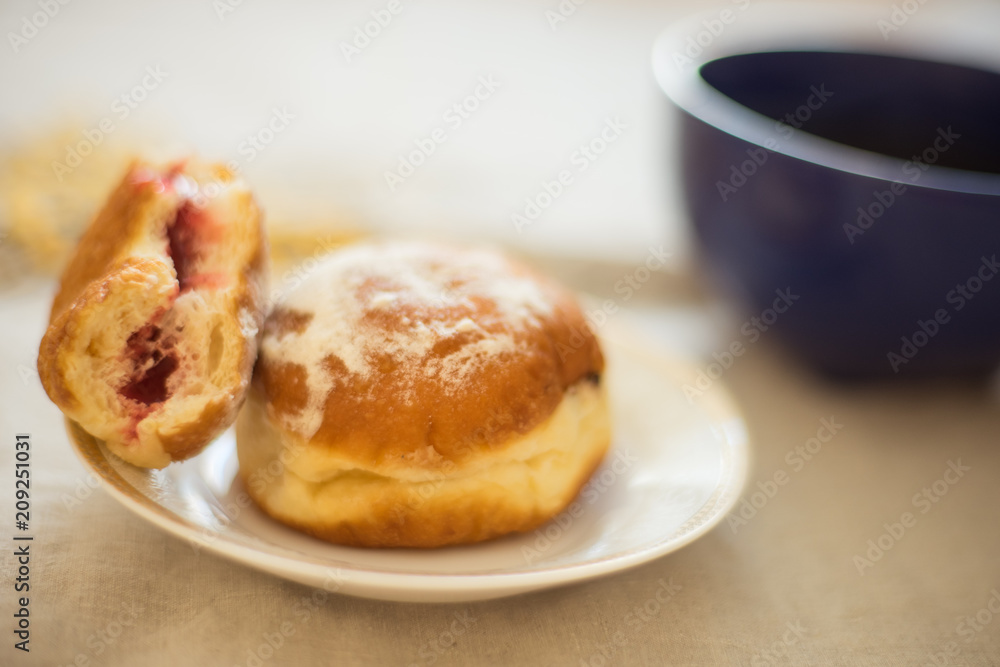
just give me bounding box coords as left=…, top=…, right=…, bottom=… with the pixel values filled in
left=262, top=242, right=556, bottom=439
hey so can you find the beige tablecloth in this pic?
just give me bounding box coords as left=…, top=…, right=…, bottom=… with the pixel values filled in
left=2, top=261, right=1000, bottom=666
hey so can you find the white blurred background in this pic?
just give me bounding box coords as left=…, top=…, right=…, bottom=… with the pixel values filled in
left=1, top=0, right=997, bottom=268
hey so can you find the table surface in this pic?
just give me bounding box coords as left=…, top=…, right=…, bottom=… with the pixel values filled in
left=4, top=262, right=1000, bottom=666
left=3, top=0, right=1000, bottom=665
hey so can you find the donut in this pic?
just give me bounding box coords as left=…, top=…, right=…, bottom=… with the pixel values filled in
left=237, top=241, right=611, bottom=547
left=38, top=159, right=267, bottom=468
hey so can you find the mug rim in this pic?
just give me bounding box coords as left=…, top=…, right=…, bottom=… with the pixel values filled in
left=652, top=3, right=1000, bottom=197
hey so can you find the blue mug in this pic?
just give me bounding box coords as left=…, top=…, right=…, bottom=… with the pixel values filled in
left=655, top=11, right=1000, bottom=377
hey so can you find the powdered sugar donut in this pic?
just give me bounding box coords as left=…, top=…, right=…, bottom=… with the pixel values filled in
left=237, top=241, right=610, bottom=547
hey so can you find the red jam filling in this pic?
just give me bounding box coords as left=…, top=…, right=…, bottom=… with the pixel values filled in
left=119, top=325, right=177, bottom=406
left=167, top=202, right=203, bottom=292
left=166, top=197, right=227, bottom=292
left=120, top=354, right=178, bottom=405
left=133, top=161, right=230, bottom=293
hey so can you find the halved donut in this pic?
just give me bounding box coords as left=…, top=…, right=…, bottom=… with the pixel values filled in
left=38, top=160, right=267, bottom=468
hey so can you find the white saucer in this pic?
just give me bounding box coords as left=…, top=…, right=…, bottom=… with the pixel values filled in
left=66, top=327, right=749, bottom=603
